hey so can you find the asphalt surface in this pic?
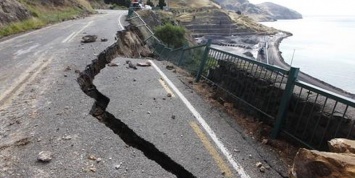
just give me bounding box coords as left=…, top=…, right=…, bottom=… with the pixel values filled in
left=0, top=10, right=288, bottom=178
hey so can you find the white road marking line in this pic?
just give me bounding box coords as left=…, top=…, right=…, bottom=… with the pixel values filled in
left=149, top=60, right=250, bottom=178
left=63, top=21, right=93, bottom=43
left=118, top=13, right=124, bottom=30
left=62, top=32, right=76, bottom=43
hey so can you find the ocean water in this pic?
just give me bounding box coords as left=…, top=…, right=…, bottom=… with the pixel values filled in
left=261, top=16, right=355, bottom=94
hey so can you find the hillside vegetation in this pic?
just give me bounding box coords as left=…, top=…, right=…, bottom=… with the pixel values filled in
left=257, top=2, right=302, bottom=20
left=213, top=0, right=302, bottom=21
left=0, top=0, right=96, bottom=38
left=0, top=0, right=281, bottom=38
left=147, top=0, right=277, bottom=35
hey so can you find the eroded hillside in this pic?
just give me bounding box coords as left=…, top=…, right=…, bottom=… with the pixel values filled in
left=144, top=0, right=276, bottom=36
left=176, top=8, right=276, bottom=36
left=213, top=0, right=302, bottom=21
left=0, top=0, right=96, bottom=37
left=0, top=0, right=31, bottom=27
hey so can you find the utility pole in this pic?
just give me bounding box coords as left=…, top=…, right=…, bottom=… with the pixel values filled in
left=229, top=23, right=232, bottom=36
left=290, top=49, right=296, bottom=66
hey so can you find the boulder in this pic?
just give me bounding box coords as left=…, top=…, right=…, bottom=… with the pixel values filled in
left=328, top=138, right=355, bottom=154
left=290, top=148, right=355, bottom=178
left=81, top=35, right=97, bottom=43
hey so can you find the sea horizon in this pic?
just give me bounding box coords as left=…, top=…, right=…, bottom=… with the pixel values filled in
left=261, top=15, right=355, bottom=95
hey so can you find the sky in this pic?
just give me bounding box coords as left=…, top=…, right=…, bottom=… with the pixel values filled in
left=248, top=0, right=355, bottom=16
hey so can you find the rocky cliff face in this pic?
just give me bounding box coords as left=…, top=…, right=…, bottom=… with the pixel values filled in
left=290, top=139, right=355, bottom=178
left=256, top=2, right=302, bottom=20
left=0, top=0, right=31, bottom=27
left=213, top=0, right=302, bottom=21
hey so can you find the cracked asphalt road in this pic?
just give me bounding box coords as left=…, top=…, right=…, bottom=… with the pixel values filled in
left=0, top=10, right=288, bottom=178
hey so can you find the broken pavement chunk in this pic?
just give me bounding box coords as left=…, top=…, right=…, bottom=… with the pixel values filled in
left=82, top=35, right=97, bottom=43
left=107, top=62, right=119, bottom=67
left=126, top=60, right=137, bottom=70
left=37, top=151, right=52, bottom=162
left=259, top=166, right=266, bottom=173
left=137, top=61, right=151, bottom=67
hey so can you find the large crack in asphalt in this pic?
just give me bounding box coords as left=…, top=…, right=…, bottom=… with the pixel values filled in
left=77, top=29, right=196, bottom=178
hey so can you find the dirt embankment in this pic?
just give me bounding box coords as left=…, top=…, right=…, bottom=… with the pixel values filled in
left=0, top=0, right=31, bottom=27
left=0, top=0, right=95, bottom=28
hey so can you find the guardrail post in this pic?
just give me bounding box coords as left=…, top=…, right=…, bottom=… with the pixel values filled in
left=178, top=45, right=187, bottom=66
left=195, top=39, right=212, bottom=82
left=127, top=7, right=134, bottom=18
left=159, top=47, right=166, bottom=59
left=271, top=67, right=300, bottom=138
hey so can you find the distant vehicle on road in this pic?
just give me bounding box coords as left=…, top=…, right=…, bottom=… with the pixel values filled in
left=131, top=0, right=143, bottom=10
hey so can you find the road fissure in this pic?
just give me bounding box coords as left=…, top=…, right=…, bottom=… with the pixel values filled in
left=77, top=29, right=196, bottom=178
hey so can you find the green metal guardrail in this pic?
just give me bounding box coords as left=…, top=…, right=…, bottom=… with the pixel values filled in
left=128, top=10, right=355, bottom=150
left=282, top=80, right=355, bottom=150
left=198, top=43, right=290, bottom=122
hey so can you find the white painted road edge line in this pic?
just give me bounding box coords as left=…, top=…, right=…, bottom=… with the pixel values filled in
left=149, top=60, right=251, bottom=178
left=118, top=13, right=124, bottom=30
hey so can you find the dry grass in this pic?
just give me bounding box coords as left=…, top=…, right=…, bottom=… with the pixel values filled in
left=176, top=14, right=193, bottom=22
left=168, top=2, right=277, bottom=34
left=77, top=0, right=94, bottom=11
left=228, top=12, right=278, bottom=33
left=0, top=0, right=93, bottom=38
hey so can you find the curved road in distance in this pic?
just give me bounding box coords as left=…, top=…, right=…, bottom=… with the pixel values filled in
left=266, top=32, right=355, bottom=100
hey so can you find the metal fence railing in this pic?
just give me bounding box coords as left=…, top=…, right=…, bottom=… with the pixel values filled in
left=202, top=47, right=289, bottom=123
left=282, top=81, right=355, bottom=149
left=127, top=9, right=355, bottom=150
left=200, top=44, right=355, bottom=150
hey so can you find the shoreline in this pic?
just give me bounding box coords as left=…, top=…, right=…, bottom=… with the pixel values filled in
left=201, top=33, right=355, bottom=99
left=273, top=32, right=355, bottom=99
